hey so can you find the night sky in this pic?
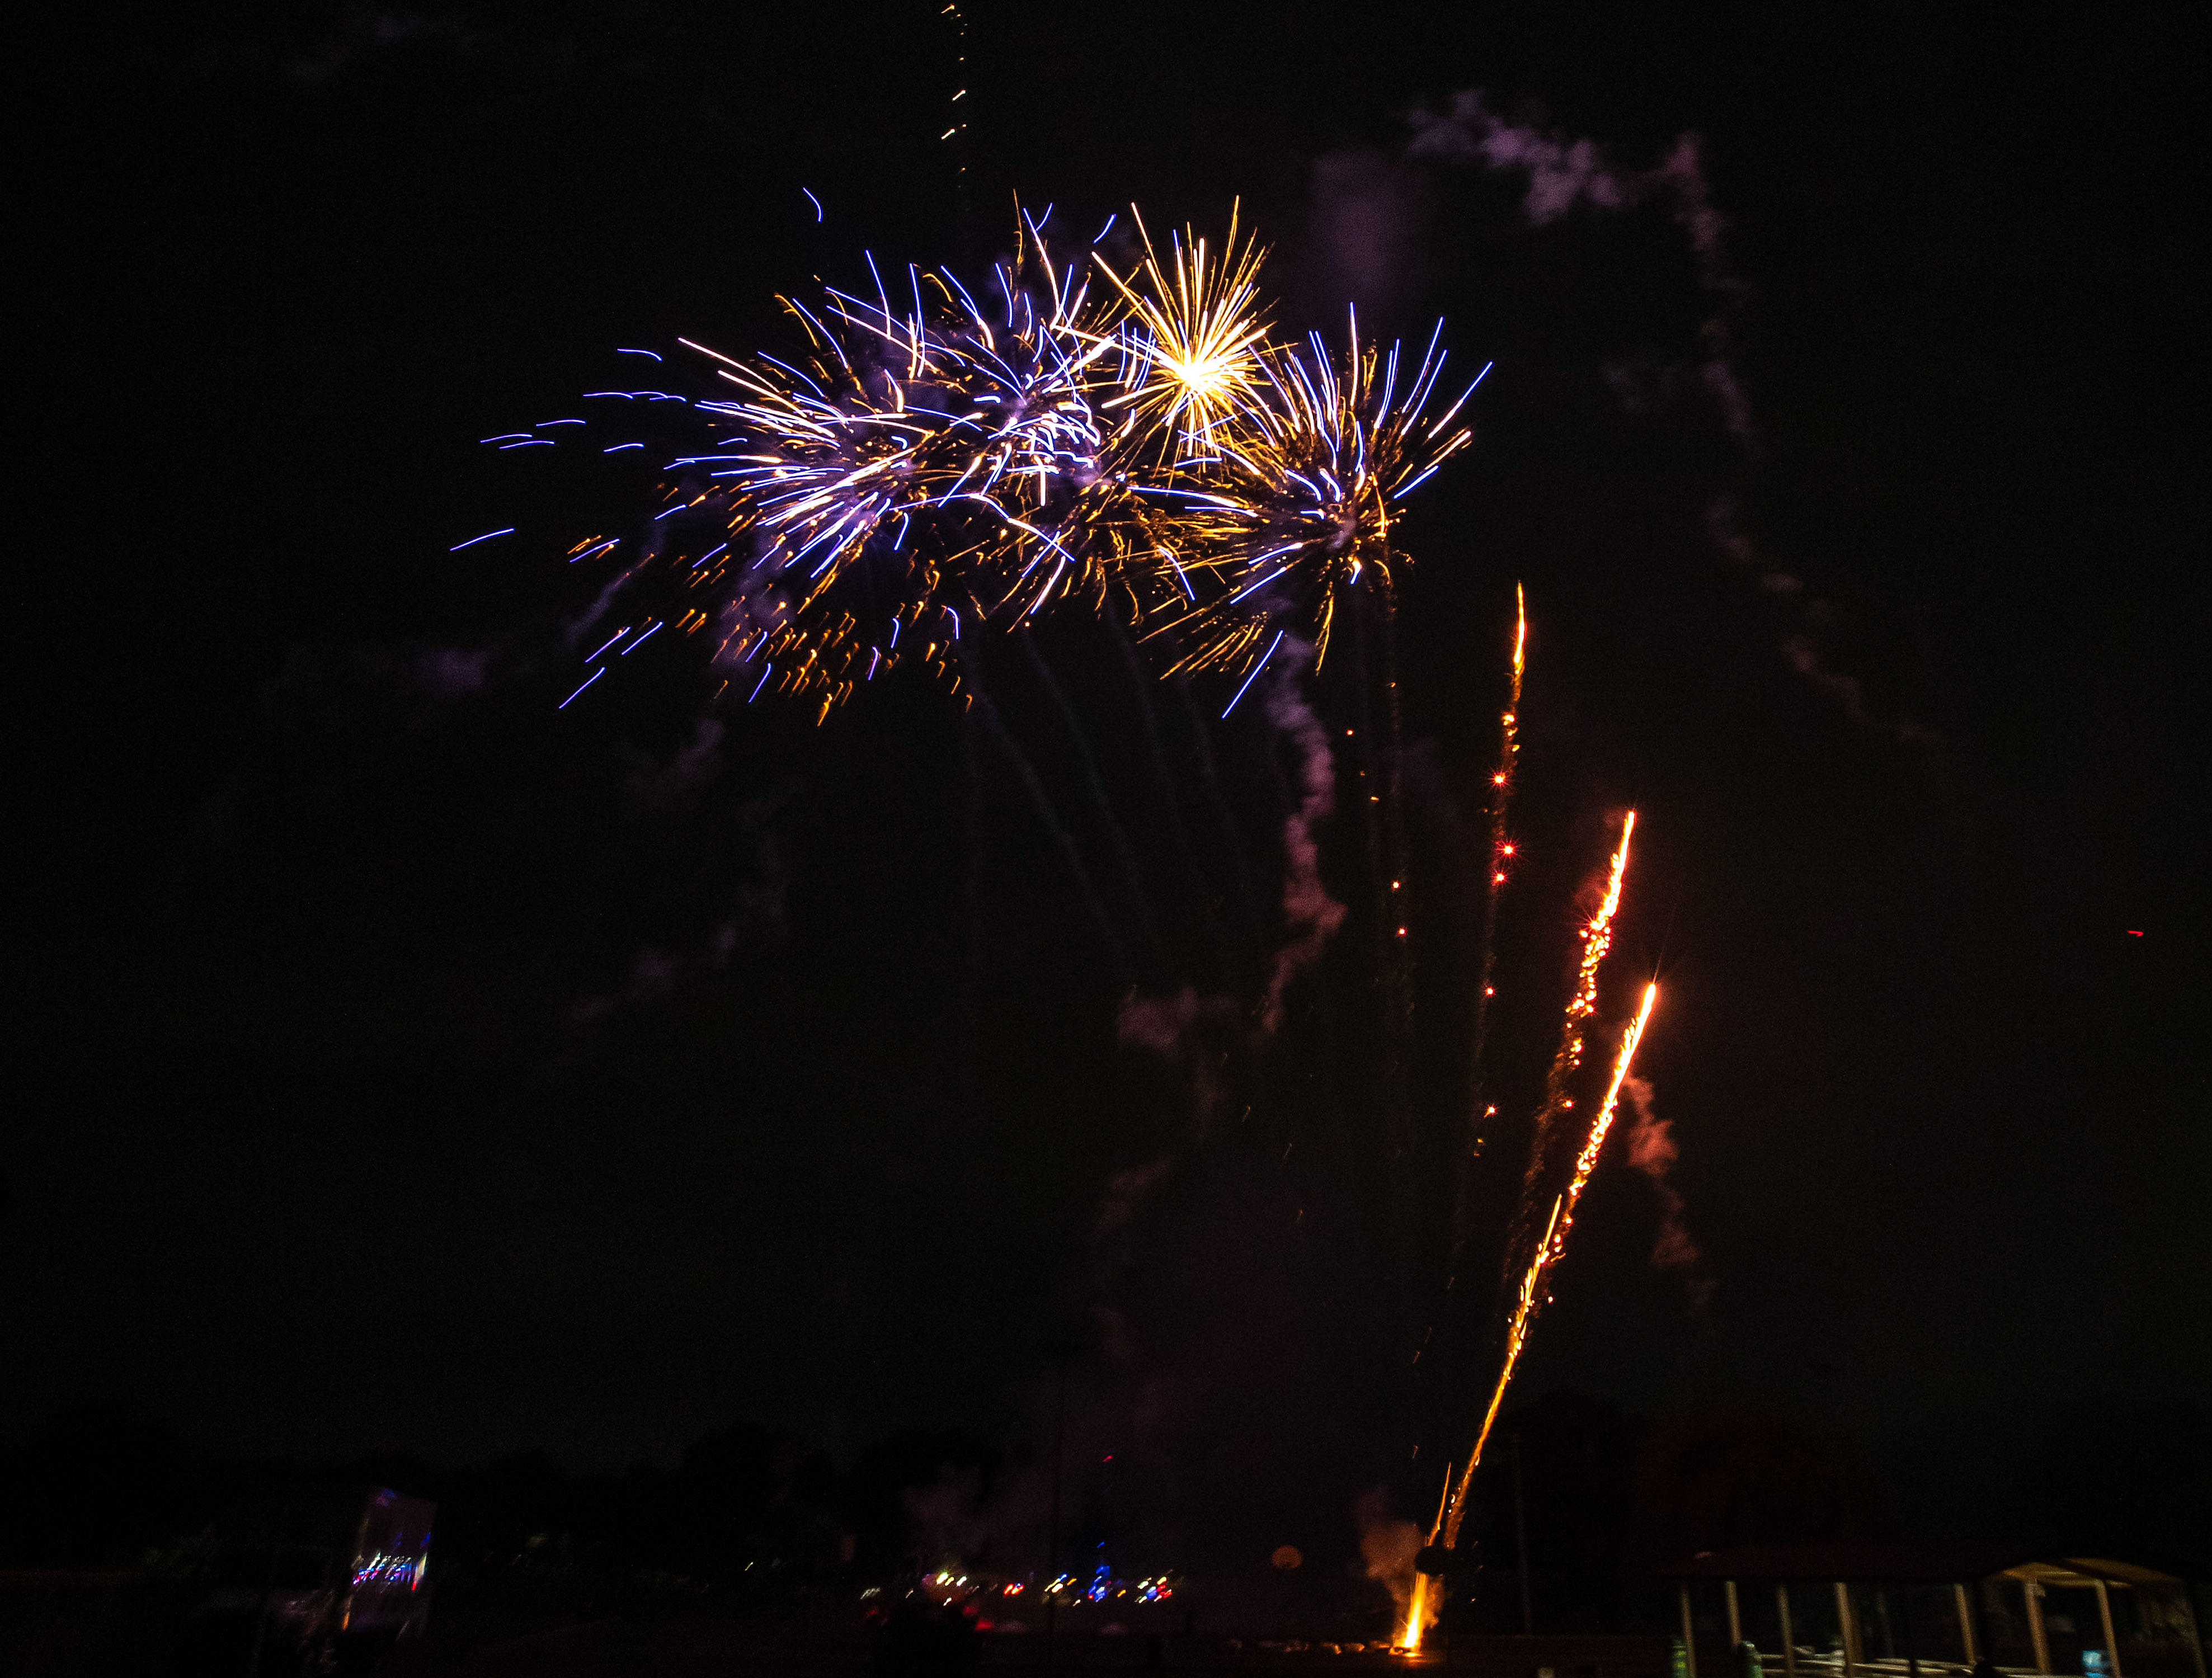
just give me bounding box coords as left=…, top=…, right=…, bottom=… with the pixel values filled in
left=14, top=0, right=2205, bottom=1571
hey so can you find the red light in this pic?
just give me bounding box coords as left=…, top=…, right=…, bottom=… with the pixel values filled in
left=2127, top=929, right=2144, bottom=936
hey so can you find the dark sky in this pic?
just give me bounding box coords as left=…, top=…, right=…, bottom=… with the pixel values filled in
left=13, top=0, right=2205, bottom=1566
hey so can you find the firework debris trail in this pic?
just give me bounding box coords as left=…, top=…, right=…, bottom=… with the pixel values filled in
left=1104, top=610, right=1245, bottom=986
left=1402, top=978, right=1660, bottom=1651
left=958, top=637, right=1134, bottom=988
left=1014, top=625, right=1171, bottom=978
left=1416, top=586, right=1527, bottom=1409
left=1469, top=586, right=1527, bottom=1133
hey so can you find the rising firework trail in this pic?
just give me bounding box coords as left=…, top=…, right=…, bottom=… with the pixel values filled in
left=1452, top=585, right=1527, bottom=1239
left=1500, top=808, right=1636, bottom=1295
left=1401, top=979, right=1661, bottom=1652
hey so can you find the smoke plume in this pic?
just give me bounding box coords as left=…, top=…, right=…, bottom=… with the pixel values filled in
left=1309, top=89, right=1937, bottom=747
left=1258, top=650, right=1347, bottom=1036
left=1353, top=1488, right=1425, bottom=1617
left=1622, top=1073, right=1699, bottom=1269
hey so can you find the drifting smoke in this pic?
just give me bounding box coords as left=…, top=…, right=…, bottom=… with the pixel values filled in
left=1406, top=90, right=1752, bottom=443
left=629, top=718, right=726, bottom=809
left=1307, top=89, right=1933, bottom=746
left=566, top=790, right=788, bottom=1026
left=1308, top=149, right=1432, bottom=319
left=905, top=1467, right=996, bottom=1569
left=1258, top=649, right=1348, bottom=1036
left=1117, top=989, right=1242, bottom=1124
left=1353, top=1488, right=1425, bottom=1619
left=1621, top=1073, right=1700, bottom=1269
left=1094, top=1157, right=1176, bottom=1242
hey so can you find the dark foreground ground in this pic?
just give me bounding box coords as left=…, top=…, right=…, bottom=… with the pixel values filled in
left=382, top=1620, right=1675, bottom=1678
left=22, top=1580, right=2198, bottom=1678
left=3, top=1574, right=1680, bottom=1678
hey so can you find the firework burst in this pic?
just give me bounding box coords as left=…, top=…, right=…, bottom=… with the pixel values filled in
left=670, top=224, right=1151, bottom=715
left=528, top=205, right=1485, bottom=724
left=1093, top=204, right=1272, bottom=447
left=1138, top=317, right=1484, bottom=682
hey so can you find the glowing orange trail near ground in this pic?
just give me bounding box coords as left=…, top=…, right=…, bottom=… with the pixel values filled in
left=1399, top=977, right=1662, bottom=1654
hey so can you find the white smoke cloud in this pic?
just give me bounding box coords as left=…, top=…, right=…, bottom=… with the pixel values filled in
left=1353, top=1487, right=1425, bottom=1618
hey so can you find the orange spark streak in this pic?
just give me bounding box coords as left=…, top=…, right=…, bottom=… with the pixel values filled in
left=1498, top=808, right=1636, bottom=1286
left=1400, top=979, right=1660, bottom=1655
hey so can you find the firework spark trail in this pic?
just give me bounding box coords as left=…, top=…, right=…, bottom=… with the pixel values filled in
left=1405, top=806, right=1635, bottom=1643
left=1401, top=979, right=1660, bottom=1650
left=959, top=640, right=1133, bottom=986
left=1104, top=611, right=1243, bottom=982
left=1500, top=809, right=1635, bottom=1298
